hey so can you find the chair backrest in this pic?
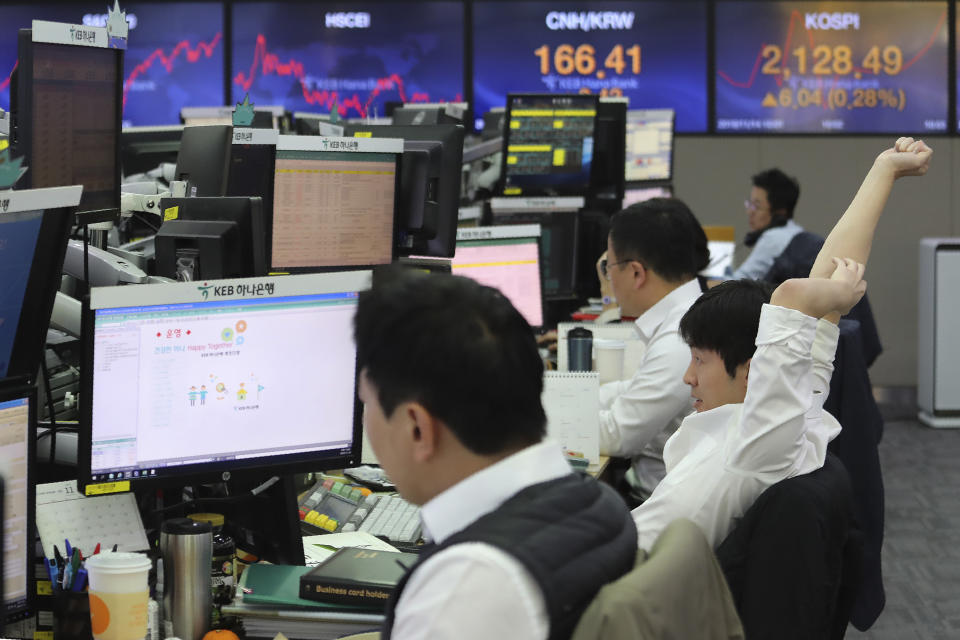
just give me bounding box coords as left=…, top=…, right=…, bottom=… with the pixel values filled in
left=571, top=519, right=744, bottom=640
left=715, top=453, right=862, bottom=640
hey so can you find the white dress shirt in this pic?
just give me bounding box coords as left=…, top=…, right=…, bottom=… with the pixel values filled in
left=731, top=219, right=805, bottom=280
left=632, top=304, right=840, bottom=550
left=391, top=440, right=573, bottom=640
left=598, top=278, right=701, bottom=497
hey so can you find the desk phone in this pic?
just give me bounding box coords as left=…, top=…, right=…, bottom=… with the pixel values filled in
left=298, top=477, right=422, bottom=544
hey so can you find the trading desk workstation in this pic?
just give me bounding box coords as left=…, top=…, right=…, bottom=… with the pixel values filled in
left=5, top=0, right=947, bottom=637
left=0, top=8, right=680, bottom=636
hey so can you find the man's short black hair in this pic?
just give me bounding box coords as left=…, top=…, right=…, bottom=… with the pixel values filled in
left=354, top=267, right=546, bottom=456
left=608, top=198, right=710, bottom=283
left=679, top=279, right=776, bottom=378
left=752, top=168, right=800, bottom=218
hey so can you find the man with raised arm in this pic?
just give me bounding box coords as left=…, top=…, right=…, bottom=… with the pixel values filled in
left=631, top=137, right=932, bottom=550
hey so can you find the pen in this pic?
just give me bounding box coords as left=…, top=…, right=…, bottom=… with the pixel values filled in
left=92, top=543, right=101, bottom=556
left=53, top=545, right=65, bottom=571
left=64, top=539, right=73, bottom=559
left=62, top=564, right=73, bottom=590
left=45, top=558, right=59, bottom=586
left=111, top=544, right=118, bottom=552
left=71, top=568, right=87, bottom=592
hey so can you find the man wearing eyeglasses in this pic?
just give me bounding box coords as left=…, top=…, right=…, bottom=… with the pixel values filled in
left=729, top=168, right=804, bottom=280
left=595, top=198, right=710, bottom=505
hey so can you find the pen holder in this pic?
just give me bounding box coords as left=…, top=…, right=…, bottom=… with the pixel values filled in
left=52, top=590, right=93, bottom=640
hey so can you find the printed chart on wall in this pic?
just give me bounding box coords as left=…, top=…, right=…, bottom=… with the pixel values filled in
left=0, top=2, right=224, bottom=125
left=472, top=1, right=708, bottom=132
left=714, top=1, right=949, bottom=134
left=230, top=2, right=465, bottom=119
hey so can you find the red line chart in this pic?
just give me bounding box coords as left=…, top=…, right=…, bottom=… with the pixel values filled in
left=123, top=32, right=223, bottom=108
left=233, top=34, right=450, bottom=118
left=0, top=60, right=18, bottom=93
left=717, top=8, right=947, bottom=90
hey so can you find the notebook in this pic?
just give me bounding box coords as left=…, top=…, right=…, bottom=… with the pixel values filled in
left=542, top=371, right=600, bottom=463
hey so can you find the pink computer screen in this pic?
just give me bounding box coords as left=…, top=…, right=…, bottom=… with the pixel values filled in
left=452, top=237, right=543, bottom=327
left=271, top=152, right=396, bottom=269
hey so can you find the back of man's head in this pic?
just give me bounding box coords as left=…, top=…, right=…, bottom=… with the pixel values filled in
left=752, top=168, right=800, bottom=218
left=679, top=279, right=776, bottom=377
left=608, top=198, right=710, bottom=284
left=354, top=268, right=546, bottom=455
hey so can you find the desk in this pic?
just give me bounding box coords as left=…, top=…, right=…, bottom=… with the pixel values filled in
left=587, top=455, right=611, bottom=481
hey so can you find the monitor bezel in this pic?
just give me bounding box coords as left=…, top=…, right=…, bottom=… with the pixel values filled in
left=12, top=28, right=122, bottom=218
left=77, top=272, right=369, bottom=492
left=0, top=384, right=36, bottom=625
left=499, top=93, right=599, bottom=198
left=270, top=136, right=403, bottom=273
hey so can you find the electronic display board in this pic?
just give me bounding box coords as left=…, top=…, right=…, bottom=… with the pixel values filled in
left=0, top=3, right=224, bottom=126
left=715, top=1, right=949, bottom=134
left=230, top=2, right=465, bottom=119
left=472, top=1, right=708, bottom=133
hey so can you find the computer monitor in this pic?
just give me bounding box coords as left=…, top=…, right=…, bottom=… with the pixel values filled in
left=0, top=185, right=79, bottom=385
left=79, top=270, right=370, bottom=488
left=0, top=386, right=36, bottom=626
left=481, top=107, right=504, bottom=140
left=270, top=135, right=401, bottom=272
left=622, top=185, right=673, bottom=208
left=392, top=102, right=466, bottom=126
left=500, top=93, right=598, bottom=197
left=174, top=125, right=232, bottom=197
left=491, top=209, right=578, bottom=300
left=453, top=225, right=544, bottom=328
left=590, top=99, right=627, bottom=211
left=625, top=109, right=675, bottom=184
left=226, top=128, right=277, bottom=268
left=154, top=196, right=267, bottom=281
left=341, top=123, right=464, bottom=258
left=120, top=125, right=184, bottom=178
left=292, top=113, right=342, bottom=137
left=11, top=24, right=122, bottom=215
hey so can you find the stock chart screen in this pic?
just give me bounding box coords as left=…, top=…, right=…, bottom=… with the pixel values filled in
left=230, top=2, right=465, bottom=119
left=472, top=1, right=708, bottom=132
left=715, top=1, right=949, bottom=134
left=0, top=3, right=224, bottom=126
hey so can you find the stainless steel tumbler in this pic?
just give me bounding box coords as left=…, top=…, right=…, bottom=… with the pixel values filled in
left=160, top=518, right=212, bottom=640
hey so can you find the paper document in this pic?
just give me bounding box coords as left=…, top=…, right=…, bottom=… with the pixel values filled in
left=302, top=531, right=398, bottom=567
left=542, top=372, right=600, bottom=463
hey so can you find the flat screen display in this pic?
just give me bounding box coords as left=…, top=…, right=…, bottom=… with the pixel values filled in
left=453, top=227, right=544, bottom=327
left=715, top=1, right=949, bottom=133
left=472, top=1, right=708, bottom=133
left=0, top=3, right=224, bottom=126
left=231, top=2, right=465, bottom=119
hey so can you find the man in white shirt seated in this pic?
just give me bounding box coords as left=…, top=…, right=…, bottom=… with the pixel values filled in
left=633, top=136, right=933, bottom=550
left=730, top=168, right=805, bottom=280
left=354, top=269, right=638, bottom=640
left=596, top=198, right=710, bottom=504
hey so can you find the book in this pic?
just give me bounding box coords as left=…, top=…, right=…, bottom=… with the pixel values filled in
left=299, top=547, right=418, bottom=609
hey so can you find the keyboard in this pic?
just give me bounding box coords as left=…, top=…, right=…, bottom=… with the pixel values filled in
left=358, top=494, right=422, bottom=543
left=298, top=477, right=422, bottom=544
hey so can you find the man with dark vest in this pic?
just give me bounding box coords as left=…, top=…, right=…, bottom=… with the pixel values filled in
left=354, top=268, right=637, bottom=639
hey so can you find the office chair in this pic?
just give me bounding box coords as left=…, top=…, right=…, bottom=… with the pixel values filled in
left=715, top=453, right=863, bottom=640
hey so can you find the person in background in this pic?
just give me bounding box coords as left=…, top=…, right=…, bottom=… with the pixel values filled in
left=595, top=198, right=710, bottom=505
left=632, top=137, right=932, bottom=550
left=730, top=168, right=804, bottom=280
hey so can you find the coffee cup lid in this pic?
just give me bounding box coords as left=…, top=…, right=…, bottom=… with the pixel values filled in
left=84, top=552, right=151, bottom=574
left=594, top=339, right=626, bottom=349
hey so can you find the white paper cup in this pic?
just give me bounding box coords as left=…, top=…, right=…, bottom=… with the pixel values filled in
left=594, top=339, right=626, bottom=385
left=85, top=552, right=151, bottom=640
